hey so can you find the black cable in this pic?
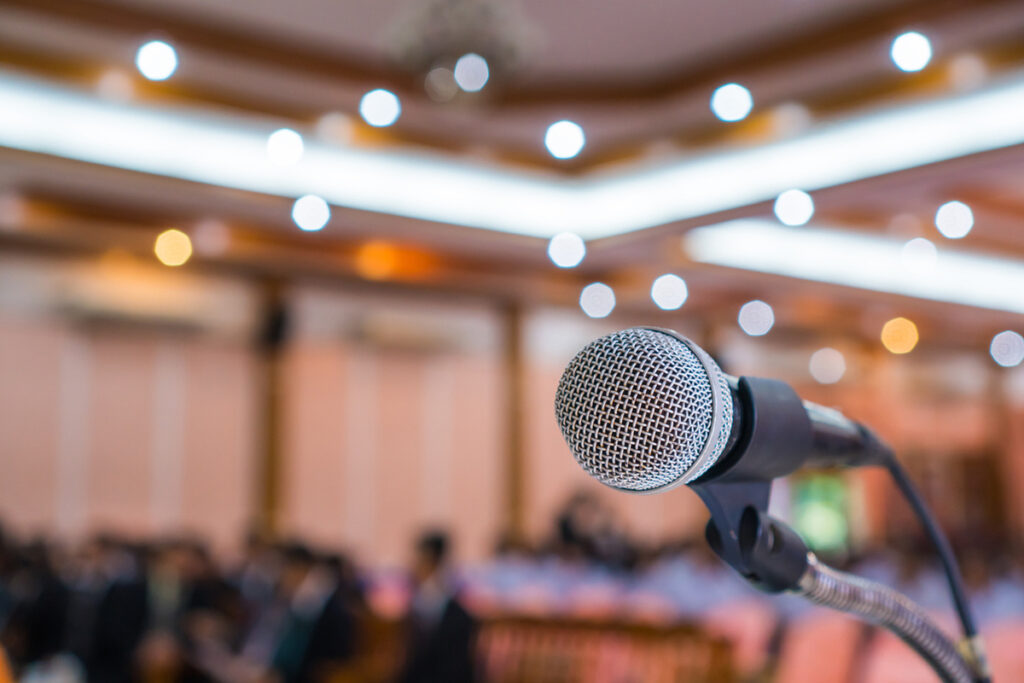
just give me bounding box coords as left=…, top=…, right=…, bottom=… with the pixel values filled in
left=882, top=451, right=990, bottom=682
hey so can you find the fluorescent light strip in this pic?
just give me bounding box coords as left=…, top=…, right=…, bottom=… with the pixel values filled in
left=0, top=72, right=572, bottom=239
left=686, top=219, right=1024, bottom=314
left=2, top=70, right=1024, bottom=239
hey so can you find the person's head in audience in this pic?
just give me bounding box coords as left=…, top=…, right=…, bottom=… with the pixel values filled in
left=278, top=541, right=317, bottom=599
left=413, top=530, right=450, bottom=587
left=494, top=531, right=531, bottom=559
left=243, top=526, right=276, bottom=566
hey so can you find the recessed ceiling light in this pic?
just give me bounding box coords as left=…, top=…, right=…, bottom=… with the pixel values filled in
left=650, top=274, right=688, bottom=310
left=135, top=40, right=178, bottom=81
left=891, top=31, right=932, bottom=72
left=454, top=53, right=490, bottom=92
left=359, top=89, right=401, bottom=127
left=711, top=83, right=753, bottom=122
left=580, top=282, right=615, bottom=318
left=545, top=120, right=586, bottom=159
left=292, top=194, right=330, bottom=231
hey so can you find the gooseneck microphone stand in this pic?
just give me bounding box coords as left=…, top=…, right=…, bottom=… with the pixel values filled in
left=690, top=377, right=990, bottom=683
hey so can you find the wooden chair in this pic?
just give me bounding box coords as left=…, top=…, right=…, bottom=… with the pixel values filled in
left=476, top=615, right=735, bottom=683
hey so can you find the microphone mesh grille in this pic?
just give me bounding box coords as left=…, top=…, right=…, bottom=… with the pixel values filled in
left=554, top=328, right=732, bottom=491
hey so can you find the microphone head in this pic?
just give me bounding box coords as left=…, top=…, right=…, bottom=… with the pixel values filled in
left=554, top=327, right=734, bottom=492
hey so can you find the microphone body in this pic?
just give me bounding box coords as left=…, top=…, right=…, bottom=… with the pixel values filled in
left=555, top=327, right=890, bottom=494
left=704, top=375, right=890, bottom=485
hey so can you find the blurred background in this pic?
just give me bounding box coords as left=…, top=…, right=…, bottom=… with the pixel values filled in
left=0, top=0, right=1023, bottom=681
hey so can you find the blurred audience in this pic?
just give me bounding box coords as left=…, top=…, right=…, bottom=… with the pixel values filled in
left=396, top=532, right=475, bottom=683
left=0, top=501, right=1021, bottom=682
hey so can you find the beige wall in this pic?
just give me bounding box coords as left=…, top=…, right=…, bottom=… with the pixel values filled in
left=0, top=313, right=256, bottom=549
left=1, top=256, right=1022, bottom=565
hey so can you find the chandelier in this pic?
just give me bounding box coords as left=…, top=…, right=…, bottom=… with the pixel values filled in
left=386, top=0, right=537, bottom=99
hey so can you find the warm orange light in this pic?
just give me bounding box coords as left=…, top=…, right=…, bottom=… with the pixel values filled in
left=154, top=228, right=192, bottom=266
left=881, top=317, right=918, bottom=354
left=355, top=241, right=400, bottom=280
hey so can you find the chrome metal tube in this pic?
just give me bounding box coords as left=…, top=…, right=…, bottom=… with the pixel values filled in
left=795, top=553, right=980, bottom=683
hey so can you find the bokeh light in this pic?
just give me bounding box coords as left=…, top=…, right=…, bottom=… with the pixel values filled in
left=900, top=237, right=938, bottom=273
left=425, top=68, right=458, bottom=102
left=891, top=31, right=932, bottom=72
left=881, top=317, right=918, bottom=354
left=356, top=241, right=400, bottom=280
left=738, top=300, right=774, bottom=336
left=580, top=283, right=615, bottom=318
left=96, top=70, right=134, bottom=101
left=949, top=53, right=988, bottom=90
left=315, top=112, right=354, bottom=142
left=191, top=219, right=230, bottom=256
left=773, top=189, right=814, bottom=226
left=292, top=195, right=330, bottom=232
left=809, top=348, right=846, bottom=384
left=547, top=232, right=586, bottom=268
left=934, top=200, right=974, bottom=239
left=771, top=102, right=813, bottom=136
left=650, top=274, right=688, bottom=310
left=359, top=89, right=401, bottom=127
left=990, top=331, right=1024, bottom=367
left=710, top=83, right=753, bottom=122
left=453, top=53, right=490, bottom=92
left=135, top=40, right=178, bottom=81
left=545, top=121, right=586, bottom=159
left=154, top=228, right=192, bottom=266
left=266, top=128, right=304, bottom=166
left=0, top=192, right=25, bottom=231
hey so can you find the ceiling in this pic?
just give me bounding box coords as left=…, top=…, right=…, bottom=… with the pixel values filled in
left=102, top=0, right=897, bottom=79
left=0, top=0, right=1023, bottom=355
left=4, top=0, right=1023, bottom=162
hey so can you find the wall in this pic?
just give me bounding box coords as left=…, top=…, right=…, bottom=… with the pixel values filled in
left=0, top=313, right=257, bottom=549
left=0, top=254, right=1020, bottom=564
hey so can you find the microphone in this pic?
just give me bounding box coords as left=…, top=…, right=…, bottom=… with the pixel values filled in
left=554, top=327, right=891, bottom=493
left=554, top=327, right=988, bottom=683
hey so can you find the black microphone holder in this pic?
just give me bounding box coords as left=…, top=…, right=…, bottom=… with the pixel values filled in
left=688, top=376, right=988, bottom=683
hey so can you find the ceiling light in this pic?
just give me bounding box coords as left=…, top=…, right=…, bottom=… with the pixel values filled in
left=7, top=72, right=1024, bottom=241
left=809, top=348, right=846, bottom=384
left=292, top=195, right=330, bottom=231
left=881, top=317, right=918, bottom=354
left=580, top=282, right=615, bottom=318
left=990, top=331, right=1024, bottom=367
left=453, top=53, right=489, bottom=92
left=266, top=128, right=304, bottom=166
left=154, top=228, right=192, bottom=266
left=773, top=189, right=814, bottom=226
left=738, top=300, right=774, bottom=336
left=650, top=274, right=688, bottom=310
left=891, top=31, right=932, bottom=72
left=711, top=83, right=753, bottom=122
left=686, top=219, right=1024, bottom=314
left=545, top=120, right=585, bottom=159
left=547, top=232, right=585, bottom=268
left=359, top=89, right=401, bottom=127
left=135, top=40, right=178, bottom=81
left=934, top=200, right=973, bottom=239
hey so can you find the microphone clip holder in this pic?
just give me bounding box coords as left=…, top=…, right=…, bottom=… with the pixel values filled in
left=693, top=479, right=809, bottom=593
left=690, top=376, right=817, bottom=592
